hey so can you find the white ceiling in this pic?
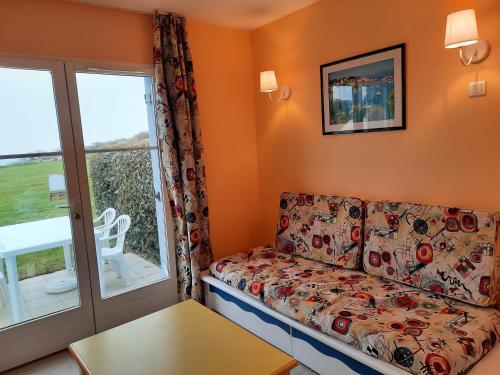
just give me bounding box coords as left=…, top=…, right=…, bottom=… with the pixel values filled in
left=70, top=0, right=319, bottom=30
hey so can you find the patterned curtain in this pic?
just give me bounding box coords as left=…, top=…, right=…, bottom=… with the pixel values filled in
left=153, top=13, right=212, bottom=301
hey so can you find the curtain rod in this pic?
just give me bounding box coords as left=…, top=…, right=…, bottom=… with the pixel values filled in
left=69, top=1, right=181, bottom=17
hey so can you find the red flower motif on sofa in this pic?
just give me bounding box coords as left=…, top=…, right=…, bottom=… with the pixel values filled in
left=250, top=281, right=264, bottom=296
left=276, top=286, right=293, bottom=299
left=280, top=241, right=294, bottom=253
left=312, top=235, right=323, bottom=249
left=215, top=262, right=226, bottom=273
left=425, top=353, right=451, bottom=375
left=328, top=202, right=339, bottom=216
left=306, top=295, right=325, bottom=303
left=260, top=252, right=277, bottom=259
left=445, top=217, right=460, bottom=232
left=394, top=295, right=418, bottom=310
left=479, top=276, right=490, bottom=296
left=425, top=281, right=446, bottom=295
left=368, top=251, right=381, bottom=267
left=460, top=212, right=478, bottom=233
left=305, top=194, right=314, bottom=206
left=350, top=226, right=361, bottom=244
left=444, top=207, right=460, bottom=218
left=279, top=215, right=289, bottom=230
left=332, top=316, right=351, bottom=335
left=389, top=322, right=405, bottom=331
left=381, top=251, right=391, bottom=264
left=406, top=319, right=429, bottom=329
left=416, top=243, right=433, bottom=264
left=352, top=292, right=373, bottom=300
left=323, top=235, right=331, bottom=245
left=385, top=214, right=399, bottom=228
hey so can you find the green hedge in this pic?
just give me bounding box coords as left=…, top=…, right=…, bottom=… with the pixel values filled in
left=89, top=150, right=160, bottom=264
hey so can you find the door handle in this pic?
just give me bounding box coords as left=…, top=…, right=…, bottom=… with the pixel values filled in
left=57, top=204, right=81, bottom=220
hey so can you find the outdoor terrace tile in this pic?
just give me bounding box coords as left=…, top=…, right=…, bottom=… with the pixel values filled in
left=0, top=253, right=163, bottom=330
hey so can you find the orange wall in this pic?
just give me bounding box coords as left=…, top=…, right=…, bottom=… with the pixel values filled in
left=0, top=0, right=261, bottom=259
left=188, top=21, right=262, bottom=258
left=251, top=0, right=500, bottom=243
left=0, top=0, right=153, bottom=64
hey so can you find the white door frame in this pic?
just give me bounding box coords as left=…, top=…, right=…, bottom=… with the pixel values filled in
left=0, top=56, right=95, bottom=371
left=0, top=56, right=178, bottom=370
left=64, top=61, right=178, bottom=333
left=144, top=78, right=169, bottom=279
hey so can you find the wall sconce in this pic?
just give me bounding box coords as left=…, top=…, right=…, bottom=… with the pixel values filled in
left=444, top=9, right=490, bottom=66
left=260, top=70, right=291, bottom=102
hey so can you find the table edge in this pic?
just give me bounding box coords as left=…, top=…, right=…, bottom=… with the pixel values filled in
left=69, top=342, right=297, bottom=375
left=270, top=359, right=299, bottom=375
left=68, top=344, right=91, bottom=375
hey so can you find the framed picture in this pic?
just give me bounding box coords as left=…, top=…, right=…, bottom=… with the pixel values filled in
left=321, top=43, right=406, bottom=135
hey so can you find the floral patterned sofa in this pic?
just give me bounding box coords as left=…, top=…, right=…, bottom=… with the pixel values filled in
left=205, top=193, right=500, bottom=375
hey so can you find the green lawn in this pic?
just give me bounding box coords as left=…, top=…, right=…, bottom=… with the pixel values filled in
left=0, top=160, right=66, bottom=226
left=0, top=160, right=68, bottom=279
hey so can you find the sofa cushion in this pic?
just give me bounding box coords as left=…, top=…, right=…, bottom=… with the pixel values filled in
left=211, top=247, right=500, bottom=375
left=363, top=200, right=500, bottom=307
left=276, top=192, right=364, bottom=269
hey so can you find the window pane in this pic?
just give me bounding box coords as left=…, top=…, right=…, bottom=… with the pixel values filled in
left=0, top=68, right=80, bottom=330
left=75, top=73, right=169, bottom=299
left=0, top=68, right=61, bottom=155
left=76, top=73, right=153, bottom=149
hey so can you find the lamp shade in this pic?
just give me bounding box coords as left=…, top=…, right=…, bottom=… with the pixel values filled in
left=444, top=9, right=479, bottom=49
left=260, top=71, right=278, bottom=92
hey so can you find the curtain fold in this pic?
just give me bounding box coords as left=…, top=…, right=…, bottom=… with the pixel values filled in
left=153, top=13, right=212, bottom=301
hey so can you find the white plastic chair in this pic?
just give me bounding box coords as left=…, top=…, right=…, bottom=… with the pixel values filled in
left=98, top=215, right=131, bottom=286
left=94, top=208, right=116, bottom=260
left=93, top=208, right=116, bottom=234
left=0, top=269, right=9, bottom=308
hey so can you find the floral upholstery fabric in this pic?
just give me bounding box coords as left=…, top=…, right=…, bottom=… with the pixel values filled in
left=363, top=201, right=500, bottom=307
left=276, top=192, right=364, bottom=269
left=211, top=247, right=500, bottom=375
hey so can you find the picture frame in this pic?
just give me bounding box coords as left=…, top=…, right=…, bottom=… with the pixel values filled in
left=321, top=43, right=406, bottom=135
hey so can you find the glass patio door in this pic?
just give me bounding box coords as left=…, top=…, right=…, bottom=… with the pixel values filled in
left=65, top=62, right=177, bottom=333
left=0, top=57, right=95, bottom=371
left=0, top=57, right=177, bottom=371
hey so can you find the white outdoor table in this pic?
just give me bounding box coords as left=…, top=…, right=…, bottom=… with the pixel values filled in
left=0, top=216, right=104, bottom=324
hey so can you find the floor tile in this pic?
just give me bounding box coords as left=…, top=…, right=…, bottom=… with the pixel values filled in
left=5, top=349, right=318, bottom=375
left=3, top=350, right=80, bottom=375
left=291, top=363, right=319, bottom=375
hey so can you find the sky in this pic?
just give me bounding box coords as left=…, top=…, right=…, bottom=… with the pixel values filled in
left=0, top=68, right=151, bottom=163
left=328, top=58, right=394, bottom=81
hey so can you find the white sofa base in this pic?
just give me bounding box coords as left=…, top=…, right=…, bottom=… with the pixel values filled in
left=202, top=272, right=406, bottom=375
left=201, top=271, right=500, bottom=375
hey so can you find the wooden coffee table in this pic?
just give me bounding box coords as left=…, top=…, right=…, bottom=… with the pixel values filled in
left=69, top=300, right=298, bottom=375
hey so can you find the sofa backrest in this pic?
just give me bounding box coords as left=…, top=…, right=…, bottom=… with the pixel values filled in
left=276, top=192, right=364, bottom=269
left=363, top=200, right=500, bottom=306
